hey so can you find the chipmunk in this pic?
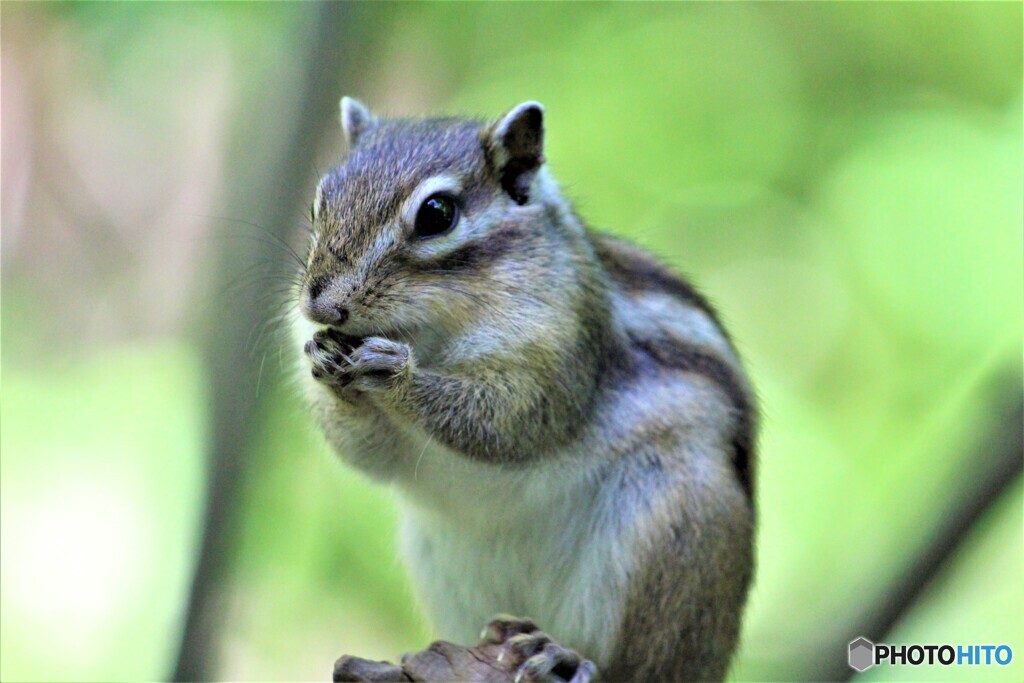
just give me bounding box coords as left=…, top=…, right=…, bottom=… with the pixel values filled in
left=295, top=98, right=756, bottom=682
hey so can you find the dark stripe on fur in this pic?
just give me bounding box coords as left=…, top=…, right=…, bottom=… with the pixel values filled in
left=589, top=231, right=733, bottom=344
left=430, top=241, right=489, bottom=272
left=428, top=224, right=524, bottom=272
left=630, top=332, right=754, bottom=498
left=307, top=275, right=328, bottom=302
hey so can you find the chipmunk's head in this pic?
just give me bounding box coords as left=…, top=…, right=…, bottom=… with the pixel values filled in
left=300, top=97, right=561, bottom=341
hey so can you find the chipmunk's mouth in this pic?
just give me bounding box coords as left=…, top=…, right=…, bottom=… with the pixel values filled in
left=317, top=322, right=415, bottom=348
left=315, top=326, right=364, bottom=354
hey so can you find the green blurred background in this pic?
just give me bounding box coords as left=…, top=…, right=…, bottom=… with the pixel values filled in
left=2, top=2, right=1021, bottom=681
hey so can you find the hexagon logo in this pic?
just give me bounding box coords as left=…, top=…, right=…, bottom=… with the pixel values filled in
left=849, top=637, right=875, bottom=672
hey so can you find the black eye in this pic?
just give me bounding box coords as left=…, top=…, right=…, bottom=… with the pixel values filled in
left=413, top=194, right=459, bottom=239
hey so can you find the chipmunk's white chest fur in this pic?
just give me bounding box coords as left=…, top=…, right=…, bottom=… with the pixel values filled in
left=393, top=436, right=637, bottom=667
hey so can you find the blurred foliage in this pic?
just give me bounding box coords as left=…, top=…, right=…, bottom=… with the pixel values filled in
left=1, top=2, right=1021, bottom=682
left=1, top=344, right=205, bottom=680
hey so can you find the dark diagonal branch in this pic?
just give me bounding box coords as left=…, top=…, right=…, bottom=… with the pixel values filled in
left=814, top=379, right=1023, bottom=682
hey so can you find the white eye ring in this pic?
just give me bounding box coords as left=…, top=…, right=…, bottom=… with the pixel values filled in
left=402, top=175, right=463, bottom=230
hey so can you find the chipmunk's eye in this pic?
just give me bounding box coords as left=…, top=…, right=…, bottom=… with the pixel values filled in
left=413, top=194, right=459, bottom=239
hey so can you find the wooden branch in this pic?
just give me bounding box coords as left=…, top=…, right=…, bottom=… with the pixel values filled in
left=334, top=640, right=516, bottom=683
left=812, top=382, right=1023, bottom=682
left=334, top=616, right=597, bottom=683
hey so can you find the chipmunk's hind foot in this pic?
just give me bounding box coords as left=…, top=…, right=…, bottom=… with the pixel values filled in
left=479, top=615, right=597, bottom=683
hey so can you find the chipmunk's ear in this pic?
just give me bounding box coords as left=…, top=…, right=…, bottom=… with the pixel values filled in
left=487, top=101, right=545, bottom=205
left=340, top=96, right=376, bottom=148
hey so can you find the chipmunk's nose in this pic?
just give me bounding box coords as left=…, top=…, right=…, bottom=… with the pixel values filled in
left=304, top=277, right=351, bottom=326
left=306, top=299, right=350, bottom=326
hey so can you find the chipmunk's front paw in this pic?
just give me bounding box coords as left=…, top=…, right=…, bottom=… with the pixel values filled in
left=347, top=337, right=413, bottom=393
left=481, top=615, right=597, bottom=683
left=305, top=328, right=360, bottom=391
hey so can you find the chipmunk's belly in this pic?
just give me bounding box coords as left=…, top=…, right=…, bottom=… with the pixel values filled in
left=395, top=463, right=633, bottom=667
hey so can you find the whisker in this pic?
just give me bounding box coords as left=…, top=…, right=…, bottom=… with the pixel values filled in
left=201, top=213, right=309, bottom=270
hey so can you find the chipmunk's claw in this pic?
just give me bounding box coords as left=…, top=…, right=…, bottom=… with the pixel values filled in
left=481, top=615, right=597, bottom=683
left=305, top=328, right=360, bottom=387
